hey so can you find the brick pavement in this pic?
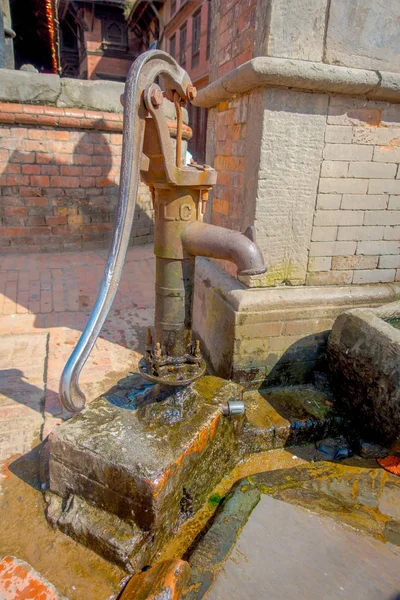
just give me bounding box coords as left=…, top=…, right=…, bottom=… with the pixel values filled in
left=0, top=244, right=155, bottom=459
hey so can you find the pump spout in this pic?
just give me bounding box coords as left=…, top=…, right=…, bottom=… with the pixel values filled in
left=181, top=221, right=267, bottom=277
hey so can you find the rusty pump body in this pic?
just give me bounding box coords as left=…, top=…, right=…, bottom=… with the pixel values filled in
left=59, top=50, right=266, bottom=412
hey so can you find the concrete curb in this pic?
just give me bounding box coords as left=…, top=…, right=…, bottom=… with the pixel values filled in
left=193, top=57, right=400, bottom=108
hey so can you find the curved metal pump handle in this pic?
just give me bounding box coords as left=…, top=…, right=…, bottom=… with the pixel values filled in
left=59, top=51, right=192, bottom=413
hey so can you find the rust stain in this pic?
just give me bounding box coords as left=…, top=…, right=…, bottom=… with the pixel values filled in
left=148, top=417, right=220, bottom=497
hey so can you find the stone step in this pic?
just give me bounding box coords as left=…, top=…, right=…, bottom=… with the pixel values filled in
left=241, top=385, right=342, bottom=454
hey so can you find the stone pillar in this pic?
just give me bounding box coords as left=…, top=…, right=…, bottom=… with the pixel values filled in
left=192, top=0, right=400, bottom=385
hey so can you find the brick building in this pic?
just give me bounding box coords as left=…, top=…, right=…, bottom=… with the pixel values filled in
left=58, top=0, right=161, bottom=80
left=160, top=0, right=211, bottom=162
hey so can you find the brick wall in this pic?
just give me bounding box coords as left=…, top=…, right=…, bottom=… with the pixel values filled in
left=308, top=96, right=400, bottom=286
left=0, top=103, right=154, bottom=253
left=212, top=0, right=256, bottom=79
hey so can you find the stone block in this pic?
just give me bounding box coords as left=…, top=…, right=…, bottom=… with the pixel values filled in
left=323, top=144, right=373, bottom=162
left=388, top=196, right=400, bottom=210
left=306, top=271, right=353, bottom=285
left=266, top=0, right=328, bottom=62
left=48, top=377, right=244, bottom=567
left=348, top=162, right=397, bottom=179
left=353, top=127, right=400, bottom=146
left=0, top=69, right=60, bottom=105
left=254, top=88, right=328, bottom=285
left=308, top=256, right=332, bottom=272
left=341, top=194, right=387, bottom=210
left=379, top=255, right=400, bottom=269
left=368, top=180, right=400, bottom=195
left=337, top=226, right=384, bottom=241
left=353, top=269, right=395, bottom=284
left=328, top=302, right=400, bottom=444
left=325, top=126, right=353, bottom=144
left=311, top=226, right=337, bottom=242
left=309, top=241, right=356, bottom=256
left=319, top=178, right=368, bottom=194
left=357, top=240, right=400, bottom=255
left=332, top=255, right=378, bottom=270
left=373, top=147, right=400, bottom=163
left=384, top=226, right=400, bottom=240
left=316, top=194, right=341, bottom=210
left=320, top=161, right=348, bottom=178
left=314, top=210, right=364, bottom=227
left=325, top=0, right=400, bottom=72
left=364, top=211, right=400, bottom=226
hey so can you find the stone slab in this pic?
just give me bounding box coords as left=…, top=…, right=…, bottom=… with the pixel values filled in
left=207, top=494, right=400, bottom=600
left=326, top=0, right=400, bottom=73
left=254, top=88, right=328, bottom=285
left=267, top=0, right=328, bottom=62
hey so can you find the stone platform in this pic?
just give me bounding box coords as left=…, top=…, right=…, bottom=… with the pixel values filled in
left=46, top=375, right=244, bottom=570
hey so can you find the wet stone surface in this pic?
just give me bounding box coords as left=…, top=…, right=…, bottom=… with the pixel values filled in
left=47, top=375, right=244, bottom=569
left=184, top=461, right=400, bottom=600
left=241, top=385, right=341, bottom=455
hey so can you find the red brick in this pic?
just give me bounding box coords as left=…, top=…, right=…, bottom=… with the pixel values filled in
left=60, top=165, right=82, bottom=176
left=0, top=113, right=15, bottom=124
left=3, top=163, right=21, bottom=174
left=24, top=197, right=48, bottom=206
left=64, top=108, right=85, bottom=119
left=36, top=153, right=52, bottom=164
left=4, top=227, right=29, bottom=236
left=5, top=206, right=27, bottom=217
left=6, top=174, right=30, bottom=186
left=43, top=106, right=64, bottom=117
left=23, top=105, right=44, bottom=115
left=0, top=102, right=23, bottom=112
left=28, top=129, right=46, bottom=140
left=30, top=175, right=50, bottom=187
left=15, top=113, right=37, bottom=125
left=45, top=216, right=68, bottom=226
left=58, top=116, right=80, bottom=128
left=38, top=115, right=59, bottom=127
left=22, top=164, right=41, bottom=174
left=51, top=176, right=79, bottom=188
left=30, top=227, right=51, bottom=235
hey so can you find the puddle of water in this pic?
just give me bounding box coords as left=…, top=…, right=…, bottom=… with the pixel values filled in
left=0, top=449, right=126, bottom=600
left=386, top=318, right=400, bottom=330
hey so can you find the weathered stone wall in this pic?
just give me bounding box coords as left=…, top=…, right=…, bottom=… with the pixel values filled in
left=193, top=0, right=400, bottom=383
left=309, top=97, right=400, bottom=286
left=0, top=103, right=154, bottom=253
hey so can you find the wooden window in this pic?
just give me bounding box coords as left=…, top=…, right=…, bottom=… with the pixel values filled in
left=179, top=23, right=187, bottom=66
left=192, top=8, right=201, bottom=69
left=170, top=34, right=176, bottom=59
left=171, top=0, right=177, bottom=17
left=101, top=19, right=127, bottom=51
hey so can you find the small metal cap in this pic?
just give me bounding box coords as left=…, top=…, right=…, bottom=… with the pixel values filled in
left=222, top=400, right=245, bottom=417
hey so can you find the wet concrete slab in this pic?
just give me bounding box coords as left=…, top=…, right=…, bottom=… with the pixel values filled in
left=208, top=494, right=400, bottom=600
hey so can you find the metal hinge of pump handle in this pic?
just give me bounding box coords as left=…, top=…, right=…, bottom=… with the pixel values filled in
left=59, top=50, right=204, bottom=413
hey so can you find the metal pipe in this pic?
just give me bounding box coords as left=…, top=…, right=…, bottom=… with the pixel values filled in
left=181, top=221, right=267, bottom=277
left=59, top=50, right=191, bottom=413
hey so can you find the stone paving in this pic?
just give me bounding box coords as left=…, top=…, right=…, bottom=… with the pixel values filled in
left=0, top=244, right=155, bottom=462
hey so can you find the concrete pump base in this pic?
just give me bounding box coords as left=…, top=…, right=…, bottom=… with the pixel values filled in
left=193, top=258, right=400, bottom=387
left=45, top=375, right=244, bottom=571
